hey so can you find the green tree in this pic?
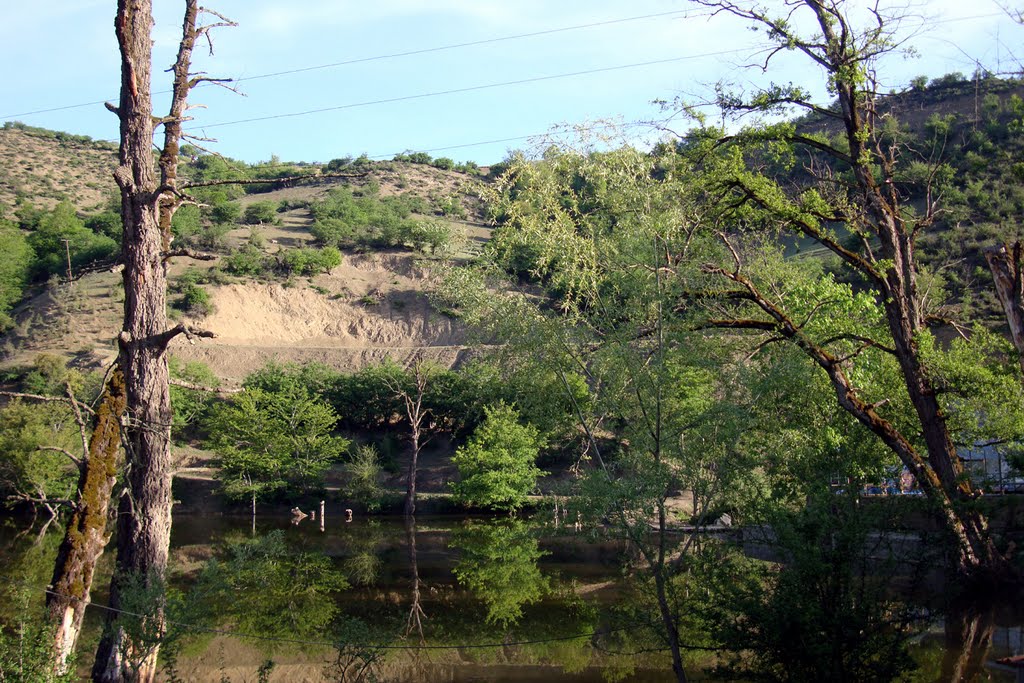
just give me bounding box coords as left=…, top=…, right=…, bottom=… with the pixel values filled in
left=170, top=203, right=201, bottom=242
left=451, top=403, right=544, bottom=511
left=169, top=358, right=219, bottom=443
left=0, top=221, right=33, bottom=329
left=0, top=597, right=77, bottom=683
left=84, top=211, right=122, bottom=243
left=702, top=495, right=924, bottom=682
left=688, top=0, right=1024, bottom=578
left=0, top=400, right=80, bottom=511
left=209, top=199, right=240, bottom=225
left=242, top=201, right=277, bottom=225
left=27, top=201, right=118, bottom=278
left=207, top=384, right=349, bottom=512
left=342, top=444, right=383, bottom=510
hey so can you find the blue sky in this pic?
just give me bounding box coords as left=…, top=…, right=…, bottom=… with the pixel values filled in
left=2, top=1, right=1021, bottom=165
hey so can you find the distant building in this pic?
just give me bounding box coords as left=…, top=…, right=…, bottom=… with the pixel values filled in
left=961, top=442, right=1023, bottom=492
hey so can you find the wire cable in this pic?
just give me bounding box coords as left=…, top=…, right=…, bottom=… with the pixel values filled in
left=190, top=51, right=747, bottom=131
left=232, top=9, right=708, bottom=84
left=0, top=8, right=707, bottom=120
left=3, top=10, right=1008, bottom=122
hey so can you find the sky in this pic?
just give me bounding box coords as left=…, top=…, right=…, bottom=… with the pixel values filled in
left=2, top=0, right=1022, bottom=166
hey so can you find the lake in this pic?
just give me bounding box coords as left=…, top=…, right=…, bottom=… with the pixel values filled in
left=1, top=512, right=1022, bottom=681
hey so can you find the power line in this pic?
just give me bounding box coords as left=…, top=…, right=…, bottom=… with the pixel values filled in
left=233, top=9, right=708, bottom=84
left=189, top=51, right=748, bottom=132
left=5, top=10, right=1008, bottom=123
left=0, top=8, right=707, bottom=121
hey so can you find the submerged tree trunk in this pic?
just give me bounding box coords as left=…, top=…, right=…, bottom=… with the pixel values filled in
left=46, top=369, right=127, bottom=674
left=404, top=431, right=420, bottom=517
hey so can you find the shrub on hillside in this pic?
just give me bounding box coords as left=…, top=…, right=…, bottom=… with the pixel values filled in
left=242, top=201, right=277, bottom=225
left=27, top=201, right=118, bottom=278
left=0, top=222, right=33, bottom=330
left=209, top=200, right=241, bottom=225
left=276, top=246, right=342, bottom=276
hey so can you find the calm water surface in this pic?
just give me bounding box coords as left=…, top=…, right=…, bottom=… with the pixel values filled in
left=1, top=512, right=1021, bottom=682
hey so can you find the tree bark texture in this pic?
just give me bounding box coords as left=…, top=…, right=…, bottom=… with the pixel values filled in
left=46, top=369, right=127, bottom=674
left=93, top=1, right=174, bottom=679
left=986, top=241, right=1024, bottom=378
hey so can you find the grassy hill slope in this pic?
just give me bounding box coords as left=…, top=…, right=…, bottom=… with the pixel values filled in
left=0, top=127, right=492, bottom=382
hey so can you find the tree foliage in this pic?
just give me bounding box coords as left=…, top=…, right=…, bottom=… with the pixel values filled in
left=452, top=519, right=550, bottom=626
left=0, top=221, right=33, bottom=330
left=451, top=403, right=544, bottom=511
left=26, top=201, right=118, bottom=278
left=208, top=383, right=349, bottom=503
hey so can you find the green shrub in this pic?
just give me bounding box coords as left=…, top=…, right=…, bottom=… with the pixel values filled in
left=242, top=201, right=277, bottom=225
left=0, top=222, right=33, bottom=330
left=27, top=201, right=118, bottom=278
left=84, top=211, right=122, bottom=242
left=451, top=403, right=545, bottom=511
left=224, top=246, right=267, bottom=276
left=344, top=444, right=383, bottom=510
left=195, top=223, right=232, bottom=250
left=209, top=200, right=241, bottom=225
left=276, top=247, right=342, bottom=276
left=171, top=204, right=202, bottom=241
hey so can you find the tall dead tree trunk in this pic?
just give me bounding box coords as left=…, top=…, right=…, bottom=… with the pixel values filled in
left=46, top=369, right=127, bottom=674
left=388, top=362, right=431, bottom=517
left=986, top=241, right=1024, bottom=379
left=93, top=2, right=229, bottom=679
left=92, top=3, right=173, bottom=676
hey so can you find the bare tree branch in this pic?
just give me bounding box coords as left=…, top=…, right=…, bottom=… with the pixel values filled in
left=162, top=248, right=216, bottom=262
left=0, top=391, right=95, bottom=416
left=170, top=379, right=239, bottom=396
left=37, top=446, right=84, bottom=471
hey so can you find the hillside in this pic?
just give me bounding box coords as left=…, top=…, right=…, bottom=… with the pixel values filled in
left=0, top=123, right=119, bottom=211
left=4, top=75, right=1023, bottom=378
left=0, top=129, right=492, bottom=382
left=767, top=74, right=1024, bottom=321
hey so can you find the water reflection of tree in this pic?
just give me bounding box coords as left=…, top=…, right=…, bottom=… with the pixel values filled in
left=404, top=518, right=426, bottom=644
left=939, top=604, right=996, bottom=683
left=700, top=495, right=928, bottom=682
left=452, top=519, right=550, bottom=628
left=197, top=530, right=349, bottom=646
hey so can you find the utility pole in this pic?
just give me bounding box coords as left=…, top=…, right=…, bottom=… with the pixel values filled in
left=61, top=238, right=72, bottom=288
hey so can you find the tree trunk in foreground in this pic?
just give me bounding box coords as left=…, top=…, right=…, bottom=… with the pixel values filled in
left=93, top=1, right=174, bottom=679
left=47, top=369, right=127, bottom=674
